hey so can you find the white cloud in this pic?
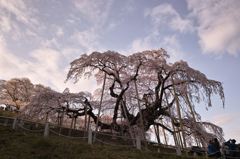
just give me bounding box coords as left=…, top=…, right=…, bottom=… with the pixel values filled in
left=56, top=27, right=64, bottom=37
left=70, top=0, right=114, bottom=53
left=0, top=42, right=63, bottom=90
left=210, top=113, right=235, bottom=126
left=187, top=0, right=240, bottom=55
left=73, top=0, right=113, bottom=27
left=0, top=1, right=102, bottom=94
left=0, top=36, right=30, bottom=79
left=62, top=47, right=80, bottom=61
left=70, top=29, right=99, bottom=52
left=40, top=38, right=59, bottom=49
left=0, top=0, right=41, bottom=42
left=130, top=36, right=154, bottom=53
left=0, top=0, right=38, bottom=28
left=30, top=48, right=61, bottom=71
left=0, top=37, right=96, bottom=93
left=0, top=16, right=12, bottom=32
left=162, top=35, right=183, bottom=62
left=162, top=35, right=180, bottom=49
left=145, top=3, right=193, bottom=33
left=129, top=34, right=183, bottom=62
left=129, top=3, right=191, bottom=61
left=120, top=0, right=135, bottom=16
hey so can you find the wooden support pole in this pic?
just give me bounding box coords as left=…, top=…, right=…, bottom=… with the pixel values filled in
left=94, top=73, right=107, bottom=141
left=73, top=117, right=77, bottom=129
left=134, top=80, right=145, bottom=130
left=184, top=94, right=201, bottom=147
left=134, top=80, right=147, bottom=149
left=171, top=119, right=182, bottom=156
left=160, top=120, right=168, bottom=145
left=166, top=93, right=182, bottom=155
left=70, top=117, right=74, bottom=129
left=172, top=80, right=187, bottom=148
left=176, top=126, right=184, bottom=149
left=154, top=125, right=161, bottom=144
left=120, top=99, right=135, bottom=146
left=84, top=105, right=87, bottom=131
left=185, top=94, right=196, bottom=121
left=87, top=115, right=91, bottom=133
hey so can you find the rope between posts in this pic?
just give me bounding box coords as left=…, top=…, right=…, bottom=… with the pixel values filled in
left=187, top=147, right=206, bottom=154
left=95, top=138, right=135, bottom=148
left=95, top=131, right=135, bottom=141
left=17, top=124, right=44, bottom=133
left=21, top=119, right=45, bottom=126
left=190, top=149, right=206, bottom=154
left=0, top=116, right=15, bottom=120
left=49, top=129, right=87, bottom=139
left=3, top=115, right=233, bottom=157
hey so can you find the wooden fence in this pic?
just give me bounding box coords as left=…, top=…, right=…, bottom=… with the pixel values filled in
left=0, top=115, right=206, bottom=157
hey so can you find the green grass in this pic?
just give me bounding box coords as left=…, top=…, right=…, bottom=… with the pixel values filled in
left=0, top=125, right=204, bottom=159
left=0, top=110, right=206, bottom=159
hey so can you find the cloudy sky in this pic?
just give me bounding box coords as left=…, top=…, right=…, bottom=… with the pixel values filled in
left=0, top=0, right=240, bottom=142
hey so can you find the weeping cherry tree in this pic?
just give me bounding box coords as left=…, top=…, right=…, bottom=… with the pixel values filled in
left=66, top=49, right=225, bottom=146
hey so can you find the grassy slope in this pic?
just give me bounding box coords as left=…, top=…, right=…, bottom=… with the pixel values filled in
left=0, top=110, right=204, bottom=159
left=0, top=126, right=205, bottom=159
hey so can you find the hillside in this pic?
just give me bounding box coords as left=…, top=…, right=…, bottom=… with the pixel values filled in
left=0, top=125, right=204, bottom=159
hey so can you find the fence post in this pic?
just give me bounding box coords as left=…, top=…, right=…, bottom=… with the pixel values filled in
left=12, top=118, right=17, bottom=129
left=44, top=122, right=49, bottom=137
left=176, top=146, right=182, bottom=156
left=88, top=128, right=92, bottom=145
left=193, top=152, right=197, bottom=157
left=136, top=135, right=141, bottom=150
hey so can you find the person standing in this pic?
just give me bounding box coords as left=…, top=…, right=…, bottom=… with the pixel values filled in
left=207, top=139, right=221, bottom=158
